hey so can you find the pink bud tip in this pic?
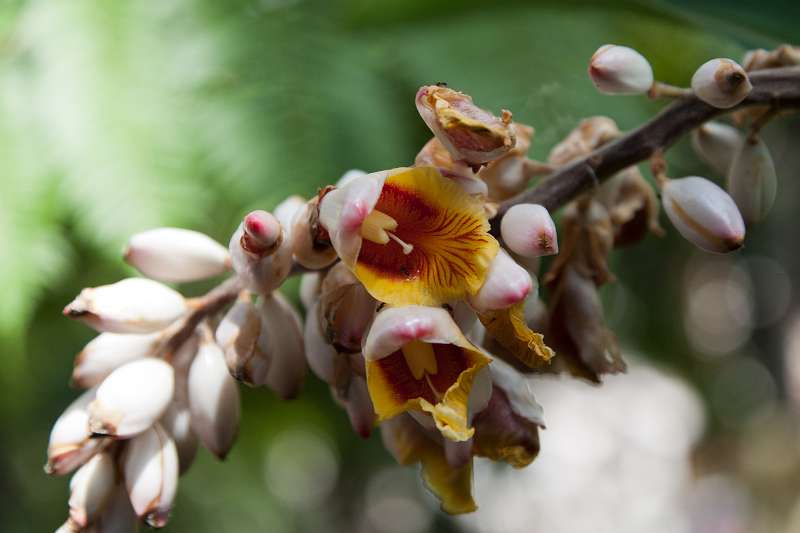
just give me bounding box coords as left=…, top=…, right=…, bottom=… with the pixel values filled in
left=241, top=210, right=281, bottom=255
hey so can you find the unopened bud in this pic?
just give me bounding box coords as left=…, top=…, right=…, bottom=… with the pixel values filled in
left=160, top=401, right=198, bottom=475
left=691, top=121, right=743, bottom=175
left=215, top=294, right=269, bottom=387
left=273, top=195, right=306, bottom=236
left=72, top=332, right=161, bottom=389
left=468, top=249, right=533, bottom=312
left=63, top=278, right=187, bottom=334
left=500, top=203, right=558, bottom=258
left=47, top=388, right=110, bottom=476
left=92, top=483, right=138, bottom=532
left=242, top=210, right=282, bottom=255
left=588, top=44, right=654, bottom=95
left=415, top=84, right=515, bottom=166
left=335, top=375, right=376, bottom=439
left=188, top=335, right=240, bottom=459
left=89, top=358, right=175, bottom=438
left=662, top=176, right=745, bottom=253
left=691, top=58, right=752, bottom=109
left=303, top=301, right=338, bottom=384
left=290, top=197, right=338, bottom=269
left=257, top=292, right=307, bottom=399
left=299, top=271, right=321, bottom=312
left=727, top=136, right=777, bottom=224
left=68, top=451, right=116, bottom=528
left=318, top=262, right=378, bottom=353
left=122, top=423, right=178, bottom=527
left=229, top=213, right=293, bottom=295
left=124, top=228, right=230, bottom=283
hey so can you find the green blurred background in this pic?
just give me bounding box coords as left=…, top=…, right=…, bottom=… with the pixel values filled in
left=1, top=0, right=799, bottom=531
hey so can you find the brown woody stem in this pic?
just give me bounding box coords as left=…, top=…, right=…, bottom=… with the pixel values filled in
left=493, top=66, right=800, bottom=226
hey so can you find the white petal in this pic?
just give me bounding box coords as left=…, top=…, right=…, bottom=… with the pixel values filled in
left=72, top=332, right=161, bottom=389
left=337, top=169, right=367, bottom=187
left=124, top=228, right=230, bottom=283
left=467, top=248, right=533, bottom=312
left=160, top=401, right=198, bottom=475
left=188, top=336, right=240, bottom=459
left=662, top=176, right=745, bottom=253
left=63, top=278, right=187, bottom=334
left=303, top=301, right=337, bottom=384
left=489, top=357, right=544, bottom=426
left=728, top=136, right=777, bottom=224
left=47, top=388, right=109, bottom=476
left=258, top=292, right=307, bottom=399
left=299, top=272, right=321, bottom=312
left=588, top=44, right=654, bottom=94
left=468, top=366, right=493, bottom=421
left=273, top=195, right=306, bottom=237
left=89, top=358, right=174, bottom=438
left=500, top=203, right=558, bottom=258
left=216, top=296, right=269, bottom=387
left=68, top=451, right=116, bottom=528
left=363, top=305, right=469, bottom=361
left=123, top=423, right=179, bottom=527
left=691, top=121, right=743, bottom=175
left=691, top=58, right=752, bottom=109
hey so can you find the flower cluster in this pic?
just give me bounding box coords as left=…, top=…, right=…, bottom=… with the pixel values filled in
left=46, top=42, right=795, bottom=530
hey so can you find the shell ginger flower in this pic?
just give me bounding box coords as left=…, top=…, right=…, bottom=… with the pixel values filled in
left=319, top=166, right=499, bottom=306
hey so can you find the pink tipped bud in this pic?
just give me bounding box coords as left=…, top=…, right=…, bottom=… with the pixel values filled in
left=124, top=228, right=230, bottom=283
left=691, top=121, right=743, bottom=175
left=229, top=213, right=293, bottom=295
left=123, top=423, right=179, bottom=527
left=242, top=210, right=282, bottom=255
left=500, top=203, right=558, bottom=258
left=662, top=176, right=745, bottom=253
left=727, top=136, right=777, bottom=225
left=72, top=332, right=161, bottom=389
left=68, top=451, right=116, bottom=528
left=468, top=249, right=533, bottom=312
left=588, top=44, right=654, bottom=95
left=415, top=84, right=516, bottom=166
left=89, top=358, right=175, bottom=438
left=691, top=58, right=752, bottom=109
left=187, top=335, right=240, bottom=459
left=63, top=278, right=187, bottom=334
left=46, top=388, right=110, bottom=476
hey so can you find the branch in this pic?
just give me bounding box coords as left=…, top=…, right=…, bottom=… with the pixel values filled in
left=494, top=66, right=800, bottom=221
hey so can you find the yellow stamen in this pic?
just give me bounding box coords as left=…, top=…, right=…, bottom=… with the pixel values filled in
left=361, top=209, right=414, bottom=254
left=402, top=340, right=438, bottom=380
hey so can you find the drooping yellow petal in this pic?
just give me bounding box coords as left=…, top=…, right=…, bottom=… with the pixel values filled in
left=478, top=301, right=555, bottom=369
left=355, top=167, right=499, bottom=306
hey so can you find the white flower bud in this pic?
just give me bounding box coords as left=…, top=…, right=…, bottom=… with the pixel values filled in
left=215, top=295, right=269, bottom=387
left=92, top=483, right=138, bottom=533
left=72, top=332, right=161, bottom=389
left=691, top=121, right=743, bottom=175
left=188, top=335, right=240, bottom=459
left=588, top=44, right=654, bottom=95
left=160, top=401, right=198, bottom=475
left=341, top=375, right=376, bottom=439
left=89, top=358, right=175, bottom=438
left=727, top=136, right=777, bottom=224
left=257, top=292, right=307, bottom=399
left=299, top=271, right=321, bottom=312
left=63, top=278, right=187, bottom=334
left=500, top=203, right=558, bottom=258
left=229, top=212, right=293, bottom=295
left=691, top=58, right=752, bottom=109
left=46, top=388, right=110, bottom=476
left=662, top=176, right=745, bottom=253
left=122, top=423, right=179, bottom=527
left=68, top=451, right=116, bottom=528
left=290, top=198, right=338, bottom=269
left=124, top=228, right=230, bottom=283
left=467, top=249, right=533, bottom=312
left=273, top=195, right=306, bottom=237
left=303, top=301, right=337, bottom=384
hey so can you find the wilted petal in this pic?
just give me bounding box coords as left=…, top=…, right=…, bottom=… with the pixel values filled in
left=89, top=358, right=174, bottom=438
left=321, top=167, right=498, bottom=306
left=476, top=123, right=536, bottom=201
left=188, top=334, right=240, bottom=459
left=414, top=137, right=487, bottom=196
left=500, top=204, right=558, bottom=259
left=691, top=58, right=752, bottom=109
left=588, top=44, right=654, bottom=95
left=122, top=423, right=179, bottom=527
left=72, top=332, right=161, bottom=389
left=727, top=135, right=777, bottom=224
left=124, top=228, right=230, bottom=283
left=364, top=306, right=490, bottom=442
left=478, top=300, right=554, bottom=369
left=548, top=116, right=620, bottom=166
left=229, top=212, right=293, bottom=295
left=596, top=166, right=663, bottom=246
left=63, top=278, right=187, bottom=334
left=691, top=121, right=743, bottom=175
left=257, top=291, right=307, bottom=399
left=662, top=176, right=745, bottom=253
left=68, top=451, right=116, bottom=528
left=380, top=414, right=476, bottom=514
left=47, top=388, right=111, bottom=476
left=215, top=294, right=269, bottom=387
left=415, top=84, right=515, bottom=166
left=468, top=249, right=533, bottom=312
